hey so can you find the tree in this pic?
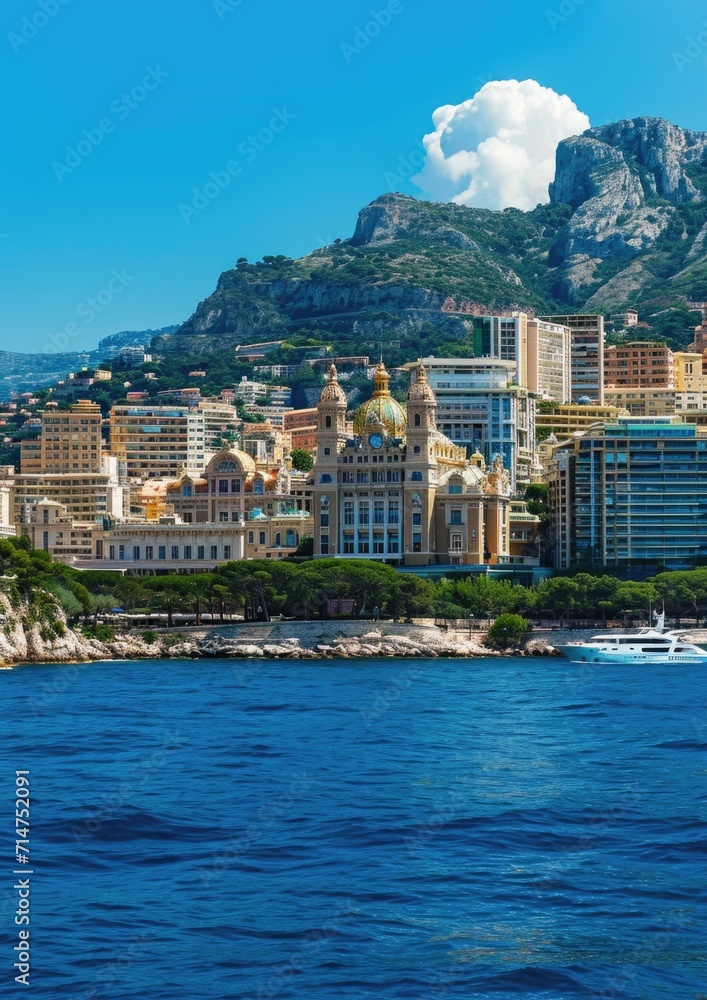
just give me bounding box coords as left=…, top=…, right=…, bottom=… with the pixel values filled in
left=290, top=449, right=314, bottom=473
left=486, top=614, right=530, bottom=649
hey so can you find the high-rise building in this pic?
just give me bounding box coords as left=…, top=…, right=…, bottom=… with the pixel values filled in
left=20, top=399, right=103, bottom=474
left=526, top=318, right=572, bottom=402
left=407, top=358, right=537, bottom=488
left=547, top=416, right=707, bottom=569
left=540, top=314, right=605, bottom=403
left=109, top=405, right=206, bottom=480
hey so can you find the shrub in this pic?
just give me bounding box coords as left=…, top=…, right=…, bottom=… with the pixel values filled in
left=486, top=614, right=530, bottom=649
left=142, top=630, right=158, bottom=644
left=82, top=624, right=116, bottom=642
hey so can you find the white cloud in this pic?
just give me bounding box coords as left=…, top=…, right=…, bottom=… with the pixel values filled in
left=412, top=79, right=590, bottom=211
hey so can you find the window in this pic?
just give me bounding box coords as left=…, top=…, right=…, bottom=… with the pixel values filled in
left=171, top=546, right=179, bottom=559
left=218, top=479, right=229, bottom=494
left=197, top=546, right=205, bottom=559
left=184, top=546, right=192, bottom=560
left=450, top=509, right=462, bottom=524
left=357, top=472, right=369, bottom=484
left=210, top=545, right=218, bottom=559
left=231, top=479, right=241, bottom=493
left=286, top=529, right=297, bottom=548
left=343, top=539, right=354, bottom=554
left=254, top=479, right=264, bottom=495
left=219, top=511, right=229, bottom=522
left=275, top=532, right=282, bottom=547
left=325, top=415, right=332, bottom=428
left=324, top=447, right=330, bottom=455
left=248, top=531, right=254, bottom=543
left=373, top=539, right=385, bottom=554
left=259, top=531, right=266, bottom=544
left=320, top=534, right=329, bottom=554
left=413, top=512, right=422, bottom=526
left=183, top=513, right=193, bottom=523
left=450, top=533, right=463, bottom=551
left=358, top=537, right=370, bottom=554
left=132, top=546, right=140, bottom=561
left=413, top=532, right=422, bottom=552
left=388, top=501, right=400, bottom=524
left=118, top=545, right=125, bottom=560
left=158, top=546, right=166, bottom=560
left=411, top=471, right=423, bottom=482
left=320, top=513, right=329, bottom=527
left=388, top=534, right=399, bottom=554
left=374, top=501, right=385, bottom=524
left=344, top=502, right=355, bottom=526
left=182, top=484, right=192, bottom=497
left=224, top=545, right=231, bottom=560
left=359, top=502, right=370, bottom=525
left=320, top=474, right=332, bottom=484
left=145, top=545, right=153, bottom=560
left=109, top=545, right=115, bottom=561
left=232, top=512, right=239, bottom=522
left=413, top=445, right=421, bottom=454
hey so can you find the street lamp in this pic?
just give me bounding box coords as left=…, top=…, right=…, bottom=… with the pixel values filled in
left=469, top=613, right=474, bottom=638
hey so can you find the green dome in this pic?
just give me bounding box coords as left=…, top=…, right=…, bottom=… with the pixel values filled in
left=352, top=361, right=406, bottom=437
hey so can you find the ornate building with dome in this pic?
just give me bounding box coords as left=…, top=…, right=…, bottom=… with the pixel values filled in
left=312, top=361, right=515, bottom=568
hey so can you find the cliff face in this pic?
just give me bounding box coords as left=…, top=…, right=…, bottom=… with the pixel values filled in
left=160, top=116, right=707, bottom=357
left=550, top=117, right=707, bottom=302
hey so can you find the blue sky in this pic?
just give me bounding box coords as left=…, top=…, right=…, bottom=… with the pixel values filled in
left=1, top=0, right=707, bottom=353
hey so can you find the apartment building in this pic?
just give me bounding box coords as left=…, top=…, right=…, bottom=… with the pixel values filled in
left=541, top=314, right=605, bottom=403
left=20, top=399, right=104, bottom=474
left=548, top=416, right=707, bottom=569
left=109, top=405, right=206, bottom=479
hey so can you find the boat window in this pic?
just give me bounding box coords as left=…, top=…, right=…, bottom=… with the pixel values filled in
left=641, top=646, right=671, bottom=652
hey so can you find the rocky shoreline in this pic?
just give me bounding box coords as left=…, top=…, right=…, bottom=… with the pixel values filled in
left=0, top=600, right=563, bottom=667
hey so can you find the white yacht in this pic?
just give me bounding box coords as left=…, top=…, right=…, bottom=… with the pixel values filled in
left=557, top=613, right=707, bottom=665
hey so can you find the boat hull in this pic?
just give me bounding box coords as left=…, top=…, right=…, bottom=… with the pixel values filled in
left=558, top=645, right=707, bottom=665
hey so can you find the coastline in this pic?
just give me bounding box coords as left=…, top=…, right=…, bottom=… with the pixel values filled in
left=0, top=615, right=563, bottom=668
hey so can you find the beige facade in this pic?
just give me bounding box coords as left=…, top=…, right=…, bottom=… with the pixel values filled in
left=109, top=405, right=206, bottom=480
left=311, top=363, right=512, bottom=568
left=526, top=319, right=571, bottom=402
left=20, top=499, right=104, bottom=564
left=20, top=399, right=103, bottom=474
left=536, top=402, right=630, bottom=438
left=283, top=408, right=318, bottom=453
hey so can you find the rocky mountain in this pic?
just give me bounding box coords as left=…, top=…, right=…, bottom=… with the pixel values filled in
left=158, top=117, right=707, bottom=360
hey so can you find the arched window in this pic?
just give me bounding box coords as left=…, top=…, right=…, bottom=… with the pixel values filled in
left=413, top=445, right=421, bottom=455
left=285, top=529, right=297, bottom=548
left=254, top=478, right=264, bottom=495
left=411, top=471, right=423, bottom=482
left=319, top=473, right=332, bottom=484
left=414, top=413, right=421, bottom=427
left=320, top=494, right=329, bottom=507
left=325, top=415, right=332, bottom=428
left=275, top=532, right=281, bottom=547
left=448, top=475, right=463, bottom=495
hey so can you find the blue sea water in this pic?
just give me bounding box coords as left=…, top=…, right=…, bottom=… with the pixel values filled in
left=1, top=656, right=706, bottom=999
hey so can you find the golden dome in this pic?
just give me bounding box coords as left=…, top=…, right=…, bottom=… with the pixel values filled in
left=352, top=361, right=406, bottom=437
left=318, top=364, right=347, bottom=404
left=407, top=362, right=436, bottom=402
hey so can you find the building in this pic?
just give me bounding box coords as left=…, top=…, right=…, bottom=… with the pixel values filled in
left=0, top=478, right=16, bottom=539
left=526, top=318, right=572, bottom=402
left=311, top=362, right=513, bottom=568
left=243, top=506, right=312, bottom=560
left=406, top=358, right=536, bottom=487
left=234, top=340, right=286, bottom=361
left=86, top=517, right=245, bottom=574
left=283, top=408, right=318, bottom=453
left=611, top=310, right=639, bottom=328
left=541, top=314, right=605, bottom=403
left=20, top=399, right=104, bottom=474
left=9, top=463, right=129, bottom=525
left=604, top=342, right=674, bottom=388
left=547, top=416, right=707, bottom=570
left=109, top=405, right=206, bottom=480
left=536, top=401, right=630, bottom=439
left=20, top=499, right=104, bottom=564
left=198, top=400, right=241, bottom=458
